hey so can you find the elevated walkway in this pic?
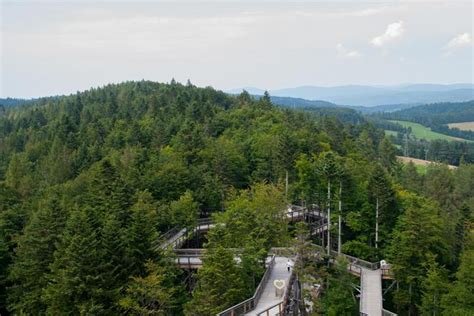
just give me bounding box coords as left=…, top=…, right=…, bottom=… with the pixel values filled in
left=155, top=218, right=213, bottom=250
left=163, top=206, right=395, bottom=315
left=217, top=256, right=295, bottom=316
left=360, top=267, right=383, bottom=316
left=246, top=256, right=293, bottom=315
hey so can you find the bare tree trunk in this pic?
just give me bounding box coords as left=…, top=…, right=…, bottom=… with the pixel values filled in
left=327, top=178, right=331, bottom=255
left=285, top=170, right=289, bottom=199
left=338, top=181, right=342, bottom=255
left=375, top=197, right=379, bottom=249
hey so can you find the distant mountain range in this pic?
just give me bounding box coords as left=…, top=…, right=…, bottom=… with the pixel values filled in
left=228, top=84, right=474, bottom=107
left=0, top=98, right=33, bottom=107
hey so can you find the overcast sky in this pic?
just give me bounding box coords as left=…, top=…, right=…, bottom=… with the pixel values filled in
left=1, top=0, right=473, bottom=98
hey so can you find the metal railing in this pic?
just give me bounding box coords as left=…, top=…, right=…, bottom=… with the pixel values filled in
left=348, top=263, right=363, bottom=276
left=154, top=218, right=214, bottom=251
left=256, top=301, right=284, bottom=316
left=287, top=205, right=326, bottom=223
left=382, top=309, right=398, bottom=316
left=217, top=255, right=276, bottom=316
left=311, top=243, right=381, bottom=271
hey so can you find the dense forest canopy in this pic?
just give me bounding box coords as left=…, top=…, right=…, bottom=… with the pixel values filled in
left=378, top=100, right=474, bottom=125
left=0, top=81, right=472, bottom=315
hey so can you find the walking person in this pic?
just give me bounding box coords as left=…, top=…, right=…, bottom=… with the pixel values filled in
left=287, top=259, right=291, bottom=273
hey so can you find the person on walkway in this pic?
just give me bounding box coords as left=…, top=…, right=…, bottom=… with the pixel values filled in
left=287, top=259, right=291, bottom=272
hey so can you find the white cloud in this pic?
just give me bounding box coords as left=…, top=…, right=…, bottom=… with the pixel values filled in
left=446, top=32, right=472, bottom=49
left=371, top=21, right=405, bottom=47
left=336, top=43, right=362, bottom=58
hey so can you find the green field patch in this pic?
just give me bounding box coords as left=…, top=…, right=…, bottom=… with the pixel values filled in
left=389, top=120, right=472, bottom=142
left=384, top=130, right=399, bottom=137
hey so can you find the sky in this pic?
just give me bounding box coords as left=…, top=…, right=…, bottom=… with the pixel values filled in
left=1, top=0, right=473, bottom=98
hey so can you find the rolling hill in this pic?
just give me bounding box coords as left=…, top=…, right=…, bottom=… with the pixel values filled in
left=228, top=84, right=474, bottom=107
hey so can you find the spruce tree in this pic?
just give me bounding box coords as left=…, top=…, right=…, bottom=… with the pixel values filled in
left=387, top=193, right=447, bottom=315
left=441, top=236, right=474, bottom=315
left=43, top=208, right=110, bottom=315
left=119, top=259, right=184, bottom=315
left=7, top=193, right=67, bottom=314
left=419, top=258, right=449, bottom=316
left=185, top=246, right=246, bottom=315
left=127, top=191, right=159, bottom=277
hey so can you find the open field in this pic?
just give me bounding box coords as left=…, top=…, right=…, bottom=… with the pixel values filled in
left=447, top=121, right=474, bottom=131
left=384, top=130, right=398, bottom=137
left=389, top=120, right=472, bottom=142
left=397, top=156, right=457, bottom=174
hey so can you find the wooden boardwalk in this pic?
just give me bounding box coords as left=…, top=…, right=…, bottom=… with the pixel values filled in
left=360, top=267, right=382, bottom=316
left=161, top=207, right=394, bottom=316
left=245, top=256, right=293, bottom=316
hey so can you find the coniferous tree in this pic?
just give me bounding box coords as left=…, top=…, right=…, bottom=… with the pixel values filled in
left=169, top=190, right=199, bottom=229
left=367, top=164, right=398, bottom=251
left=441, top=234, right=474, bottom=315
left=119, top=260, right=183, bottom=315
left=419, top=258, right=449, bottom=316
left=387, top=192, right=447, bottom=315
left=7, top=193, right=67, bottom=314
left=321, top=257, right=358, bottom=315
left=0, top=184, right=24, bottom=314
left=126, top=191, right=159, bottom=276
left=185, top=246, right=245, bottom=315
left=44, top=208, right=110, bottom=315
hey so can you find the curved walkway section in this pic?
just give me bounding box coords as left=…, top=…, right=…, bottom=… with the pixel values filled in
left=245, top=256, right=293, bottom=316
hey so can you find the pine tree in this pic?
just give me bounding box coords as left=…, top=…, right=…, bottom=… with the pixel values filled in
left=127, top=191, right=159, bottom=276
left=0, top=184, right=24, bottom=314
left=185, top=246, right=246, bottom=315
left=321, top=257, right=358, bottom=315
left=367, top=164, right=398, bottom=250
left=315, top=151, right=342, bottom=254
left=387, top=192, right=447, bottom=315
left=86, top=159, right=132, bottom=225
left=401, top=162, right=423, bottom=194
left=43, top=208, right=110, bottom=315
left=169, top=190, right=199, bottom=229
left=441, top=235, right=474, bottom=315
left=7, top=193, right=67, bottom=314
left=419, top=258, right=449, bottom=316
left=119, top=260, right=182, bottom=315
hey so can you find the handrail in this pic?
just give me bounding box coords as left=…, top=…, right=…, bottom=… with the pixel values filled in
left=382, top=309, right=398, bottom=316
left=216, top=255, right=276, bottom=316
left=197, top=217, right=213, bottom=225
left=256, top=301, right=284, bottom=316
left=154, top=218, right=214, bottom=251
left=310, top=243, right=381, bottom=270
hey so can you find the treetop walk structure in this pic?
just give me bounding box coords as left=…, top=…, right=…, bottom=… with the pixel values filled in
left=156, top=206, right=396, bottom=316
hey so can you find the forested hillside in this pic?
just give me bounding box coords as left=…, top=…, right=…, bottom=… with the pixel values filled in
left=0, top=98, right=33, bottom=109
left=0, top=81, right=472, bottom=315
left=379, top=101, right=474, bottom=141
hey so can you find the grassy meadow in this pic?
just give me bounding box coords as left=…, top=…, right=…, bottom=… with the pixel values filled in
left=389, top=120, right=472, bottom=142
